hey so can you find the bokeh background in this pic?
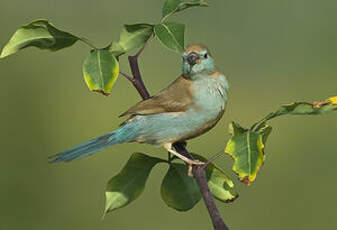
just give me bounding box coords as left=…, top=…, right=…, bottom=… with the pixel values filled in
left=1, top=0, right=336, bottom=229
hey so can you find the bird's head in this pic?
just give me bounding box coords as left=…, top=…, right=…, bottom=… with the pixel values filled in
left=182, top=44, right=215, bottom=77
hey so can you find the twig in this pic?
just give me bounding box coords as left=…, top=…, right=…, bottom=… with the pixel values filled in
left=78, top=37, right=98, bottom=49
left=119, top=71, right=133, bottom=82
left=134, top=33, right=154, bottom=58
left=203, top=150, right=226, bottom=169
left=125, top=38, right=230, bottom=230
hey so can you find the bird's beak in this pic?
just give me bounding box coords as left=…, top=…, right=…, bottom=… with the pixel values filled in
left=187, top=52, right=200, bottom=66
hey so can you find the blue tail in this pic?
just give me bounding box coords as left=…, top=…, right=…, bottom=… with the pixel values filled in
left=49, top=125, right=136, bottom=163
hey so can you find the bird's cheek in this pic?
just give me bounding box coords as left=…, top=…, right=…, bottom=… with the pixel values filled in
left=182, top=63, right=190, bottom=73
left=193, top=64, right=203, bottom=73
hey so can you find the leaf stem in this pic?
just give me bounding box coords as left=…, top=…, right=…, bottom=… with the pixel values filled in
left=78, top=37, right=98, bottom=49
left=119, top=71, right=133, bottom=82
left=134, top=33, right=154, bottom=58
left=160, top=14, right=171, bottom=24
left=125, top=36, right=230, bottom=230
left=202, top=150, right=226, bottom=169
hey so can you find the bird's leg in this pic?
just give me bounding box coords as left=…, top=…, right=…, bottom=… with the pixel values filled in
left=164, top=143, right=204, bottom=177
left=164, top=143, right=203, bottom=165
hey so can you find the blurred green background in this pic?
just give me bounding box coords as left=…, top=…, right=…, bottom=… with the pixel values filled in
left=1, top=0, right=336, bottom=229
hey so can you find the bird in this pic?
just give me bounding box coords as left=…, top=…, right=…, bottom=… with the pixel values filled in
left=49, top=44, right=229, bottom=168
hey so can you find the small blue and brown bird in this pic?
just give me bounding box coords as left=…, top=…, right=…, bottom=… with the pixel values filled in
left=50, top=44, right=229, bottom=168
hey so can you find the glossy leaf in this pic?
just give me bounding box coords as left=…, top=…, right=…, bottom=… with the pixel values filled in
left=162, top=0, right=181, bottom=18
left=225, top=122, right=272, bottom=185
left=161, top=163, right=201, bottom=211
left=104, top=153, right=163, bottom=214
left=192, top=154, right=238, bottom=203
left=232, top=96, right=337, bottom=185
left=120, top=24, right=153, bottom=51
left=109, top=24, right=153, bottom=57
left=108, top=42, right=125, bottom=57
left=162, top=0, right=209, bottom=20
left=154, top=22, right=185, bottom=53
left=82, top=49, right=119, bottom=96
left=252, top=97, right=337, bottom=129
left=0, top=19, right=79, bottom=58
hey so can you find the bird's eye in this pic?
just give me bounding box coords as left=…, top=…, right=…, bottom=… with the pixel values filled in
left=204, top=53, right=208, bottom=58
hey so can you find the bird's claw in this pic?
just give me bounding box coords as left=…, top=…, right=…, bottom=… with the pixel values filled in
left=187, top=160, right=204, bottom=178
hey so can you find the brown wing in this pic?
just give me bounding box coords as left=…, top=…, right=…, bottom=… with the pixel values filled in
left=119, top=76, right=195, bottom=117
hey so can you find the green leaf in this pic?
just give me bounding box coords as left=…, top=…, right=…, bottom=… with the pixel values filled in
left=104, top=153, right=163, bottom=214
left=0, top=19, right=79, bottom=58
left=82, top=49, right=119, bottom=96
left=230, top=96, right=337, bottom=185
left=162, top=0, right=209, bottom=20
left=161, top=163, right=201, bottom=211
left=263, top=102, right=336, bottom=120
left=162, top=0, right=181, bottom=18
left=119, top=24, right=153, bottom=51
left=225, top=122, right=272, bottom=185
left=154, top=22, right=185, bottom=53
left=192, top=154, right=238, bottom=203
left=252, top=97, right=337, bottom=129
left=108, top=42, right=126, bottom=57
left=109, top=24, right=153, bottom=57
left=257, top=122, right=273, bottom=144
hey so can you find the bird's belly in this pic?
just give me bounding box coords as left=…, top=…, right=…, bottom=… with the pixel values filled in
left=181, top=108, right=224, bottom=141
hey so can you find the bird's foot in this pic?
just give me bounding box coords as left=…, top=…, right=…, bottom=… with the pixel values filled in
left=163, top=143, right=204, bottom=177
left=187, top=160, right=204, bottom=178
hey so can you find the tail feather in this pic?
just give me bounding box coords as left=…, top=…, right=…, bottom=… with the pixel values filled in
left=49, top=131, right=119, bottom=163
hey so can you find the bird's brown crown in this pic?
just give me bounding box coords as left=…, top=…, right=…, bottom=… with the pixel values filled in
left=184, top=44, right=210, bottom=54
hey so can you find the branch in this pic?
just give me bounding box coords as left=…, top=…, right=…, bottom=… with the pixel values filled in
left=128, top=55, right=150, bottom=99
left=125, top=39, right=230, bottom=230
left=173, top=143, right=230, bottom=230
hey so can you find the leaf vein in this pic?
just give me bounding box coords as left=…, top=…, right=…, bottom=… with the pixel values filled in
left=161, top=23, right=183, bottom=51
left=97, top=50, right=104, bottom=88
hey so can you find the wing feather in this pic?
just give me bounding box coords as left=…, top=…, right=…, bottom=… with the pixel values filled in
left=120, top=76, right=194, bottom=117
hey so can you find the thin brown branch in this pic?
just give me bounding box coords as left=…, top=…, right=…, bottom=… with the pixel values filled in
left=128, top=55, right=151, bottom=99
left=119, top=71, right=133, bottom=82
left=134, top=33, right=154, bottom=58
left=202, top=149, right=226, bottom=169
left=126, top=38, right=230, bottom=230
